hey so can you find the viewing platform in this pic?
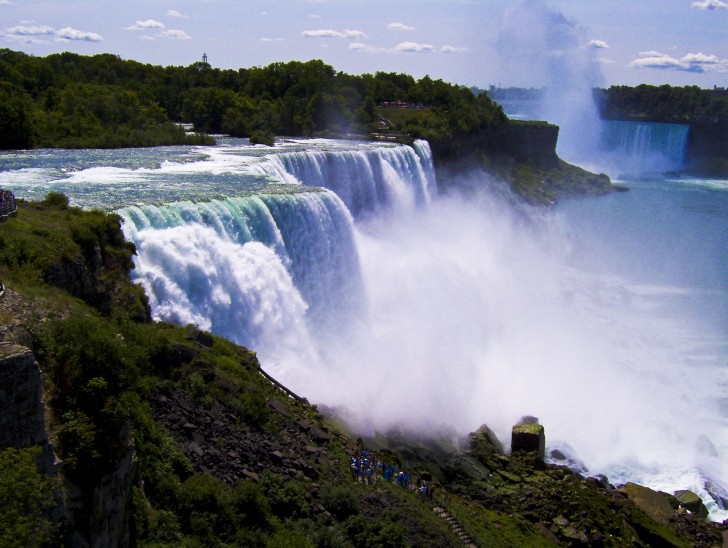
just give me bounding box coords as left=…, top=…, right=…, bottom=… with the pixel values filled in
left=0, top=190, right=17, bottom=220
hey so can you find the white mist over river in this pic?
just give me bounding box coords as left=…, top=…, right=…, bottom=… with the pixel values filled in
left=1, top=135, right=727, bottom=519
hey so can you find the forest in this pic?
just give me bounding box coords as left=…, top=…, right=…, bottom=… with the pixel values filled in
left=0, top=49, right=507, bottom=149
left=595, top=84, right=728, bottom=123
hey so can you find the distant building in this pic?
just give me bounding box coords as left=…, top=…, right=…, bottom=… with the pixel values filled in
left=202, top=53, right=208, bottom=64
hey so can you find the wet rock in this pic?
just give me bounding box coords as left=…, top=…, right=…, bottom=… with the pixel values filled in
left=674, top=490, right=709, bottom=519
left=618, top=482, right=678, bottom=524
left=268, top=399, right=289, bottom=416
left=511, top=419, right=545, bottom=462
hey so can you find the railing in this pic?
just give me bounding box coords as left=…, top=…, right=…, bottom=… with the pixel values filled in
left=0, top=202, right=16, bottom=218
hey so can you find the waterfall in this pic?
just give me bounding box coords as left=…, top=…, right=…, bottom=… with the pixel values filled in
left=259, top=140, right=436, bottom=218
left=119, top=189, right=364, bottom=350
left=600, top=120, right=690, bottom=173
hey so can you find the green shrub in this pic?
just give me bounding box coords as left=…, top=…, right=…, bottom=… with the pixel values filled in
left=41, top=191, right=69, bottom=209
left=0, top=446, right=60, bottom=547
left=320, top=484, right=360, bottom=521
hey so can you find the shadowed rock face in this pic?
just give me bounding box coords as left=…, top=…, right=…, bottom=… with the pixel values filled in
left=511, top=418, right=545, bottom=462
left=0, top=345, right=55, bottom=471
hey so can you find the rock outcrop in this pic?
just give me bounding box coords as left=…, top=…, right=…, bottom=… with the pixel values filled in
left=0, top=344, right=56, bottom=475
left=511, top=416, right=545, bottom=462
left=431, top=122, right=560, bottom=168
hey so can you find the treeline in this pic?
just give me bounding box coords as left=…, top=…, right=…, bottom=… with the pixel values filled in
left=0, top=49, right=507, bottom=150
left=596, top=84, right=728, bottom=123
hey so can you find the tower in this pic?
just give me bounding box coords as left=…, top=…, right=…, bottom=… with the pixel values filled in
left=202, top=53, right=208, bottom=64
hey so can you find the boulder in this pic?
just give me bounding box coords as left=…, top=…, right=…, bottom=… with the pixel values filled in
left=674, top=490, right=709, bottom=519
left=469, top=423, right=503, bottom=464
left=511, top=418, right=545, bottom=461
left=618, top=482, right=679, bottom=524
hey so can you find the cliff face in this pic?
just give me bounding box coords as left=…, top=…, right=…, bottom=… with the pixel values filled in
left=430, top=121, right=613, bottom=204
left=431, top=122, right=560, bottom=168
left=687, top=122, right=728, bottom=177
left=0, top=344, right=56, bottom=475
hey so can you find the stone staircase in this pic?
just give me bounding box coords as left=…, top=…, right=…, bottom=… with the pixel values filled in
left=433, top=505, right=478, bottom=547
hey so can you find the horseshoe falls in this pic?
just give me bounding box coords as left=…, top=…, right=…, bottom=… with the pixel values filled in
left=600, top=120, right=690, bottom=175
left=1, top=136, right=726, bottom=519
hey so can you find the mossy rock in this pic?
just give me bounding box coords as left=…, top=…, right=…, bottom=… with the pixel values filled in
left=511, top=422, right=545, bottom=461
left=674, top=490, right=708, bottom=518
left=618, top=482, right=679, bottom=524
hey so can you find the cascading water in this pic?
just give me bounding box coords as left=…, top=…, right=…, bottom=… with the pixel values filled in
left=119, top=189, right=364, bottom=351
left=600, top=120, right=690, bottom=174
left=261, top=140, right=435, bottom=218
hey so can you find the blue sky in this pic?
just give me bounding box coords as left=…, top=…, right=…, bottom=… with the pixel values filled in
left=1, top=0, right=726, bottom=89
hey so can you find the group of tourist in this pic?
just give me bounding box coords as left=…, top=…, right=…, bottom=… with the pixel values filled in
left=0, top=189, right=16, bottom=215
left=349, top=448, right=436, bottom=499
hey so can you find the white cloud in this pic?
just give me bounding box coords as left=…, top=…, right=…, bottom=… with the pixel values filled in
left=2, top=24, right=102, bottom=42
left=441, top=45, right=467, bottom=53
left=3, top=24, right=54, bottom=36
left=343, top=29, right=366, bottom=39
left=125, top=19, right=166, bottom=31
left=261, top=37, right=284, bottom=42
left=302, top=28, right=366, bottom=39
left=395, top=41, right=434, bottom=53
left=387, top=22, right=415, bottom=31
left=589, top=39, right=610, bottom=49
left=160, top=29, right=191, bottom=40
left=630, top=50, right=728, bottom=72
left=56, top=27, right=103, bottom=42
left=691, top=0, right=727, bottom=9
left=0, top=1, right=13, bottom=5
left=167, top=10, right=186, bottom=18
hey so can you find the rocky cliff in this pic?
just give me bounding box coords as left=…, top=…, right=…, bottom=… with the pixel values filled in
left=431, top=121, right=613, bottom=204
left=432, top=121, right=560, bottom=168
left=687, top=122, right=728, bottom=177
left=0, top=343, right=56, bottom=475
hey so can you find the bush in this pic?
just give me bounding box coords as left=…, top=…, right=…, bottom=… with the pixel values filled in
left=320, top=484, right=360, bottom=521
left=250, top=129, right=275, bottom=146
left=41, top=191, right=69, bottom=209
left=0, top=446, right=59, bottom=547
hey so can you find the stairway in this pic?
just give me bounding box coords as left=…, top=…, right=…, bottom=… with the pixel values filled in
left=433, top=506, right=478, bottom=547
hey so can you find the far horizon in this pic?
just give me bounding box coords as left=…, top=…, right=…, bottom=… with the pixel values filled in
left=1, top=0, right=726, bottom=90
